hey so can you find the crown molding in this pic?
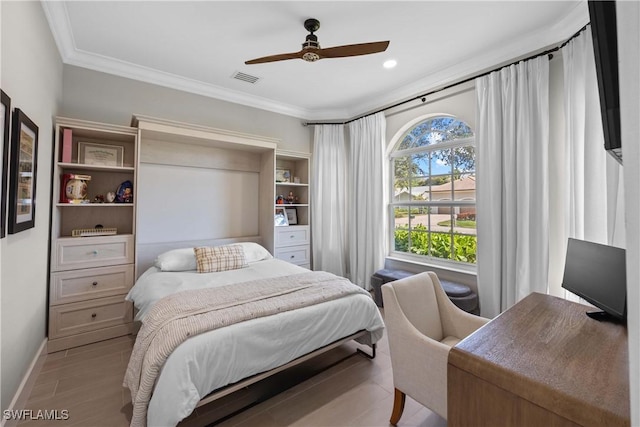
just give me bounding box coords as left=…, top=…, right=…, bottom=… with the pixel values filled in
left=42, top=1, right=589, bottom=122
left=41, top=1, right=316, bottom=119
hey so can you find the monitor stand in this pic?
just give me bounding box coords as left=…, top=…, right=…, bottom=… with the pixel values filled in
left=586, top=310, right=625, bottom=324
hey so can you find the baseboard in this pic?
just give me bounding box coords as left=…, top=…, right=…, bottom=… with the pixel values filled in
left=1, top=339, right=48, bottom=427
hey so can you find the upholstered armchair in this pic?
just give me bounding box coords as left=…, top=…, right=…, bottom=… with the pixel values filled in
left=381, top=272, right=489, bottom=424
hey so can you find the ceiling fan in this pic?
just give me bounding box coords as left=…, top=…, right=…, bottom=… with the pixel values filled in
left=245, top=18, right=390, bottom=65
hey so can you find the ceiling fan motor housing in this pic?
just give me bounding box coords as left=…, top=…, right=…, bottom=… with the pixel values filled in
left=301, top=30, right=321, bottom=61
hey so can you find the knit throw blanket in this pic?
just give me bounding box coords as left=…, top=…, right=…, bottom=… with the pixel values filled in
left=124, top=271, right=370, bottom=427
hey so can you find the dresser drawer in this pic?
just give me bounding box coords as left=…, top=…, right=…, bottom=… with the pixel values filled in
left=49, top=296, right=133, bottom=339
left=52, top=235, right=134, bottom=271
left=275, top=225, right=309, bottom=247
left=275, top=245, right=310, bottom=265
left=50, top=264, right=134, bottom=305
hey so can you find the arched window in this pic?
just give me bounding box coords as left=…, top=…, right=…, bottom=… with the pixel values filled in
left=390, top=115, right=476, bottom=266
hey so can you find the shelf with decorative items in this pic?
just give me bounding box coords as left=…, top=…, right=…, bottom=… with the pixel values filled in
left=48, top=117, right=138, bottom=353
left=274, top=150, right=311, bottom=269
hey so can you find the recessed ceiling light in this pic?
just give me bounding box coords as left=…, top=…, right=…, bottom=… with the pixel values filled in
left=383, top=59, right=397, bottom=69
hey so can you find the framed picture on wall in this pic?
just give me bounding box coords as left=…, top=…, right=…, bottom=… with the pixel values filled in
left=8, top=108, right=38, bottom=234
left=285, top=207, right=298, bottom=225
left=274, top=207, right=289, bottom=226
left=0, top=90, right=10, bottom=238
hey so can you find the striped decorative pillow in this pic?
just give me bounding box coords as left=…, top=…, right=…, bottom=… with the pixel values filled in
left=194, top=245, right=248, bottom=273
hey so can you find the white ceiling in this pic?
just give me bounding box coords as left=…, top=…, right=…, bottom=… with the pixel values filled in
left=42, top=1, right=588, bottom=121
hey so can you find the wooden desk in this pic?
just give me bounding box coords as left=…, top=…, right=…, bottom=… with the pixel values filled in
left=448, top=292, right=630, bottom=427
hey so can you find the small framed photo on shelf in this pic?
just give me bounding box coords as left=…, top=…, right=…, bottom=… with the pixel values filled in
left=276, top=168, right=291, bottom=183
left=78, top=142, right=124, bottom=167
left=274, top=207, right=289, bottom=226
left=285, top=207, right=298, bottom=225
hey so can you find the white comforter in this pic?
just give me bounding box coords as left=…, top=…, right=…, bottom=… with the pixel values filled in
left=125, top=260, right=385, bottom=427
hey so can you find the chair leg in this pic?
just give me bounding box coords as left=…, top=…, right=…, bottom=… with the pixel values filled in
left=390, top=388, right=406, bottom=425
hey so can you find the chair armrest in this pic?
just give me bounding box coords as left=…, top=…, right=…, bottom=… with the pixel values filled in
left=427, top=272, right=490, bottom=339
left=446, top=308, right=490, bottom=339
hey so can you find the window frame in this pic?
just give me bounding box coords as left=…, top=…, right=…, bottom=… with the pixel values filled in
left=388, top=116, right=476, bottom=271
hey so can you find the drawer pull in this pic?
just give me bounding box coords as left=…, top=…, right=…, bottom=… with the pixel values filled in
left=92, top=281, right=98, bottom=286
left=289, top=235, right=295, bottom=239
left=91, top=250, right=98, bottom=255
left=290, top=255, right=295, bottom=259
left=91, top=313, right=97, bottom=318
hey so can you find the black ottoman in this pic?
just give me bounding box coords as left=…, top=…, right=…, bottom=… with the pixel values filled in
left=371, top=269, right=479, bottom=315
left=371, top=269, right=414, bottom=307
left=439, top=279, right=480, bottom=315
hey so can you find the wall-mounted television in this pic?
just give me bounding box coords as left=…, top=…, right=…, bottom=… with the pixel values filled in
left=588, top=0, right=622, bottom=164
left=562, top=238, right=626, bottom=322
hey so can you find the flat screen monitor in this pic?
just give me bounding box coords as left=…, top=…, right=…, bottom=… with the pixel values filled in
left=561, top=238, right=626, bottom=322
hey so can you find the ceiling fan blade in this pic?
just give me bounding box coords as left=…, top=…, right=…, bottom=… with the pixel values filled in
left=245, top=51, right=304, bottom=65
left=317, top=41, right=390, bottom=59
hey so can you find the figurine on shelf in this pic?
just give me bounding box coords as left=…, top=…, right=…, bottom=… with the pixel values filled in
left=116, top=180, right=133, bottom=203
left=122, top=187, right=132, bottom=203
left=286, top=191, right=295, bottom=204
left=93, top=195, right=105, bottom=204
left=276, top=195, right=285, bottom=205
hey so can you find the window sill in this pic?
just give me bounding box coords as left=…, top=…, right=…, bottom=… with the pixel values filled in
left=386, top=254, right=477, bottom=275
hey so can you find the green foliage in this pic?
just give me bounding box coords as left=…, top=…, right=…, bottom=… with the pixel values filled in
left=394, top=225, right=477, bottom=264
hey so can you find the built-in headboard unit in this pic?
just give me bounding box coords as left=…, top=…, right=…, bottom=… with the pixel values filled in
left=131, top=115, right=278, bottom=279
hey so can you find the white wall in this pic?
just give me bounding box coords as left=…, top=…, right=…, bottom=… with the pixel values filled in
left=385, top=83, right=476, bottom=138
left=618, top=2, right=640, bottom=424
left=60, top=66, right=313, bottom=153
left=0, top=1, right=63, bottom=411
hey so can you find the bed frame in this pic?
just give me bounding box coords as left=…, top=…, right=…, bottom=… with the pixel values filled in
left=196, top=329, right=376, bottom=409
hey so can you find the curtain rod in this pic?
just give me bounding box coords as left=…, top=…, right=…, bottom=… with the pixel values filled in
left=303, top=24, right=589, bottom=127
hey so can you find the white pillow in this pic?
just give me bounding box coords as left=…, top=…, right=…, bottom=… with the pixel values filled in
left=154, top=248, right=197, bottom=272
left=231, top=242, right=273, bottom=263
left=154, top=242, right=272, bottom=271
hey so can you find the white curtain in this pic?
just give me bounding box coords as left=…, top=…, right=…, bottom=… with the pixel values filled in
left=348, top=112, right=387, bottom=290
left=549, top=29, right=625, bottom=298
left=476, top=56, right=550, bottom=318
left=311, top=124, right=348, bottom=276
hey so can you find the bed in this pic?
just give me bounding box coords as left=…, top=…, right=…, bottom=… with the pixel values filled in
left=123, top=242, right=385, bottom=427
